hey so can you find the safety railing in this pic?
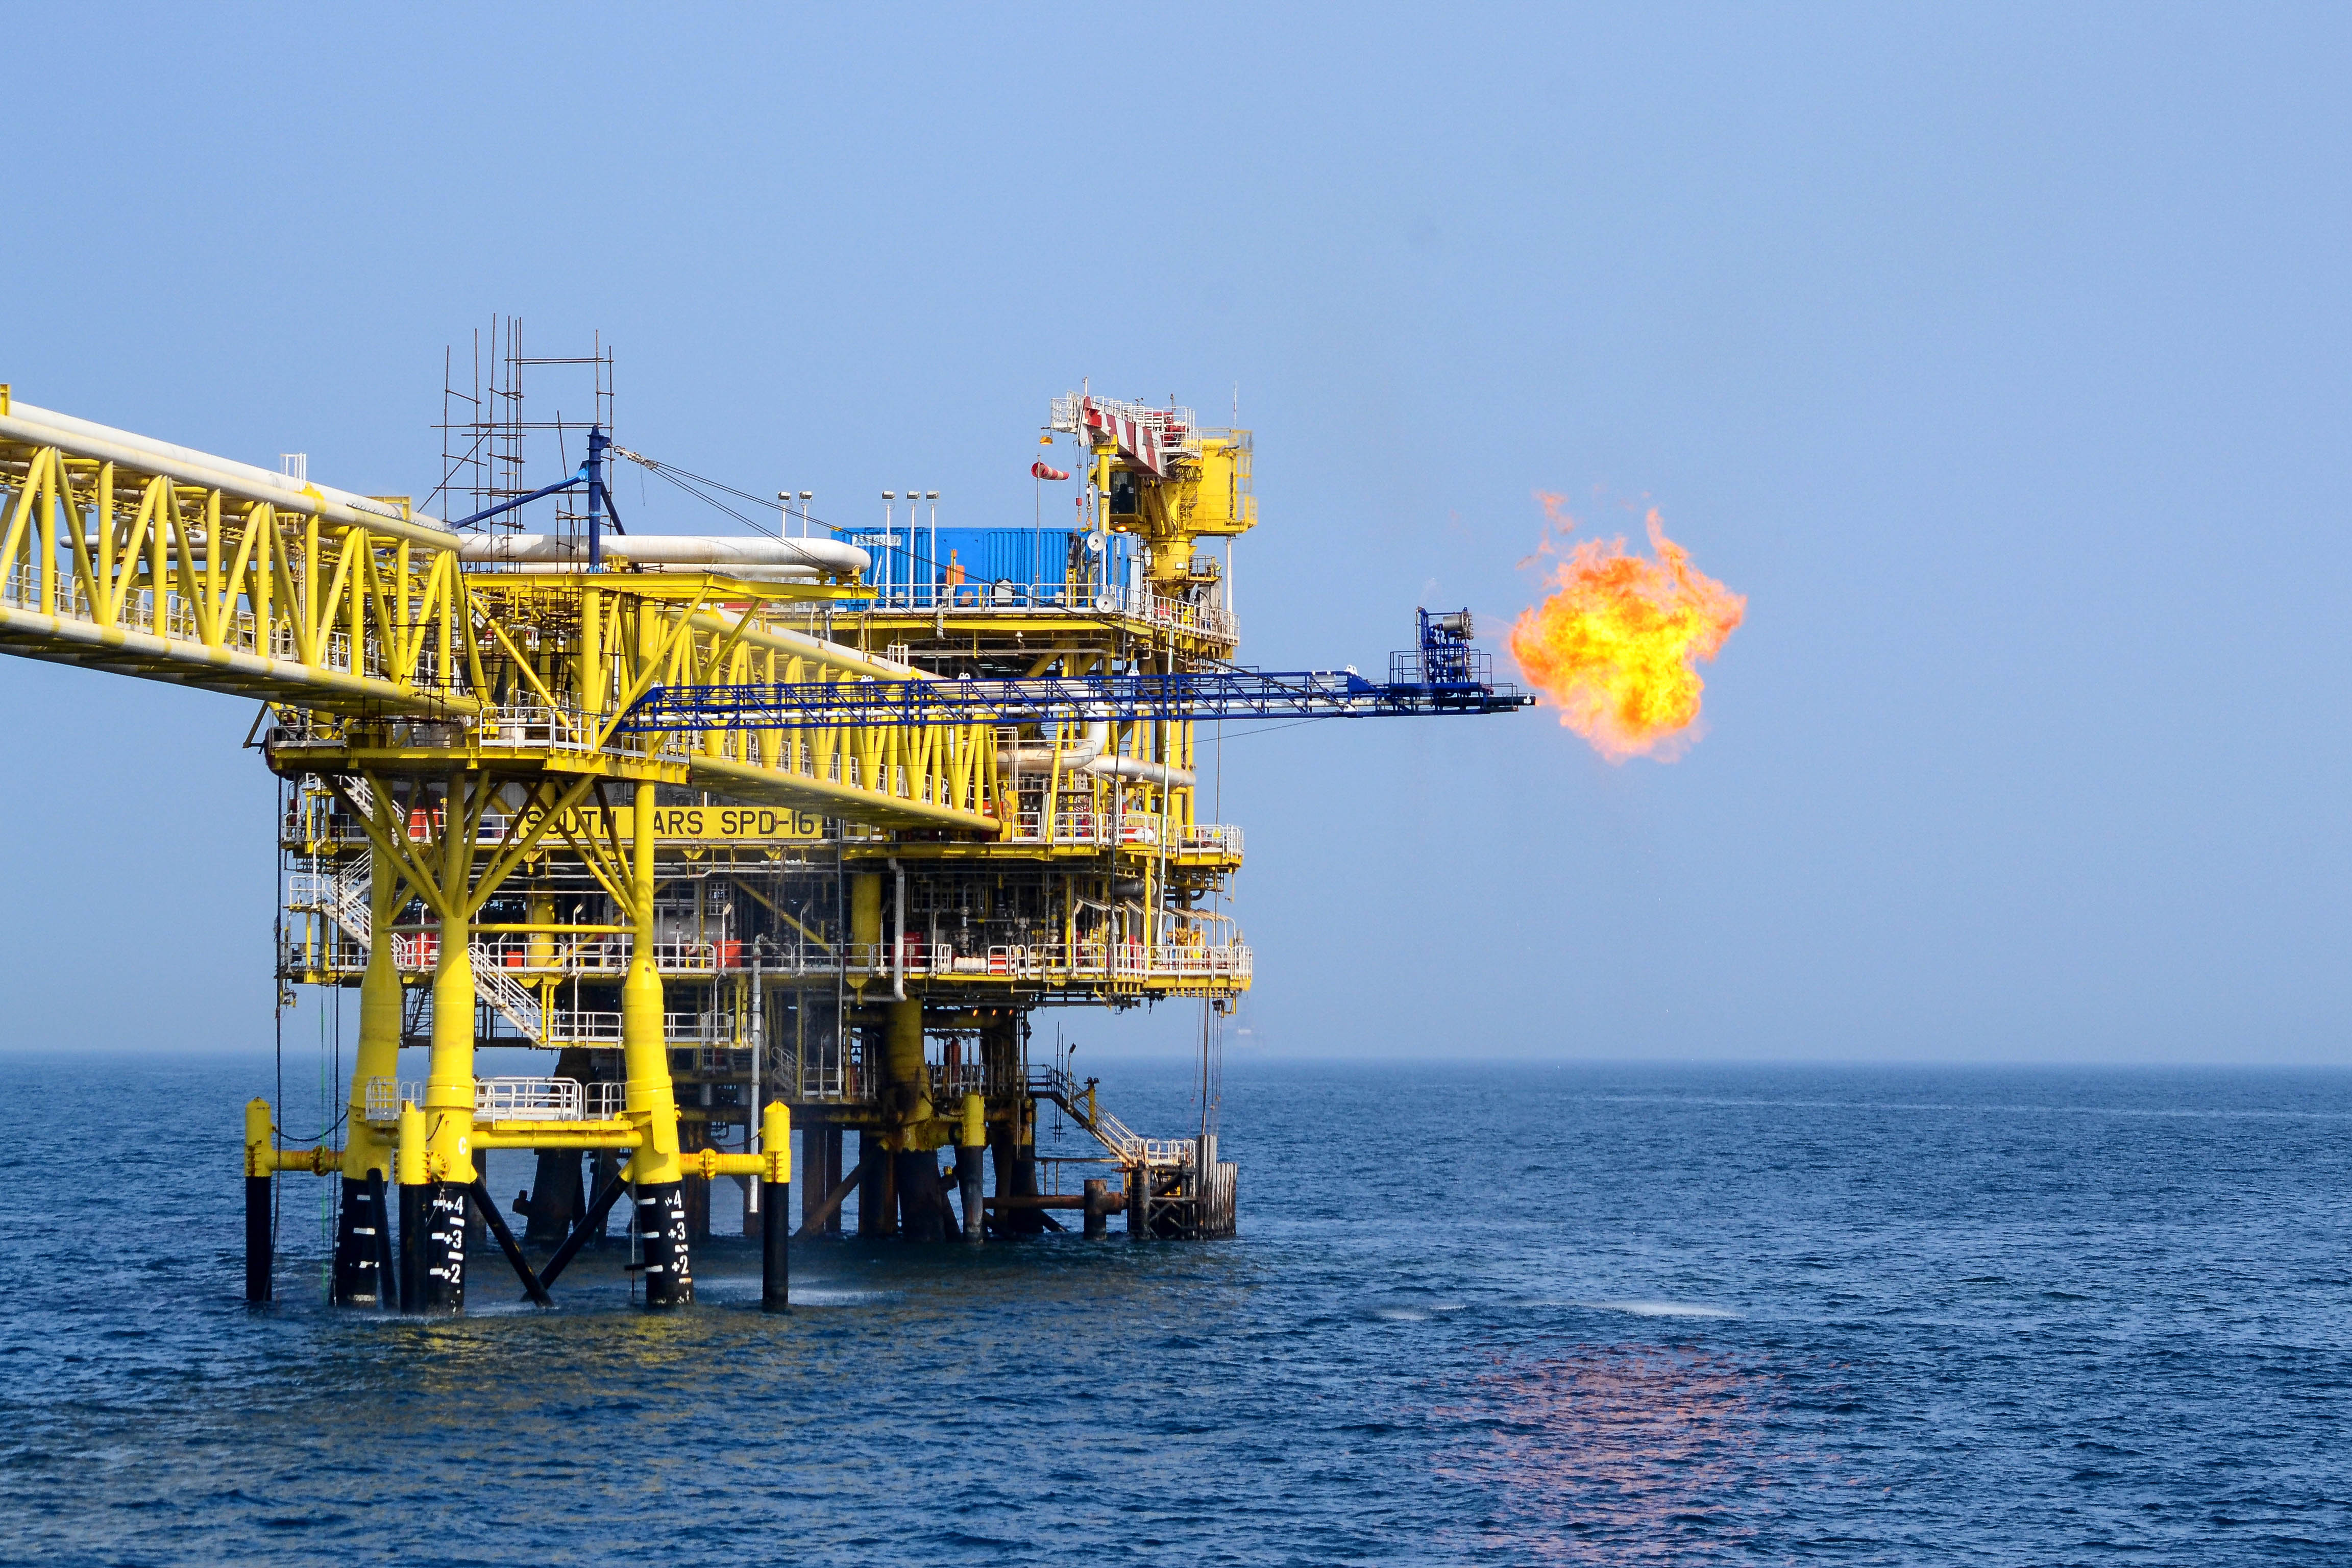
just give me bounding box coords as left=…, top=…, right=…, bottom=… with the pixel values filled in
left=542, top=1009, right=741, bottom=1045
left=291, top=928, right=1247, bottom=989
left=795, top=1047, right=850, bottom=1101
left=1004, top=808, right=1115, bottom=846
left=473, top=701, right=592, bottom=750
left=1111, top=582, right=1236, bottom=644
left=829, top=576, right=1236, bottom=644
left=927, top=1059, right=989, bottom=1103
left=362, top=1075, right=597, bottom=1124
left=292, top=929, right=850, bottom=981
left=0, top=573, right=384, bottom=668
left=477, top=1076, right=581, bottom=1120
left=279, top=933, right=371, bottom=976
left=1180, top=823, right=1244, bottom=854
left=999, top=811, right=1242, bottom=853
left=955, top=942, right=1253, bottom=983
left=391, top=934, right=724, bottom=975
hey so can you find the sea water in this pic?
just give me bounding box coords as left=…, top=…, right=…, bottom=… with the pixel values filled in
left=2, top=1055, right=2347, bottom=1564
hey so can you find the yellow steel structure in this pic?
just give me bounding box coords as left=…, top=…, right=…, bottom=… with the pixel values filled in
left=1, top=379, right=1256, bottom=1315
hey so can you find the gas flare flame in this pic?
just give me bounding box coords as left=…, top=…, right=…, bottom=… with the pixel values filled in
left=1509, top=496, right=1745, bottom=763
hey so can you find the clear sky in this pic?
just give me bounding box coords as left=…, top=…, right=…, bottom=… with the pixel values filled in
left=2, top=5, right=2346, bottom=1063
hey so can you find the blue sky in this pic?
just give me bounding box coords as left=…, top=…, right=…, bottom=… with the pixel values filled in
left=3, top=4, right=2347, bottom=1062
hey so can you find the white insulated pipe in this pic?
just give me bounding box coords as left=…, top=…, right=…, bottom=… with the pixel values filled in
left=458, top=532, right=869, bottom=577
left=1084, top=753, right=1195, bottom=790
left=1001, top=720, right=1108, bottom=775
left=1, top=401, right=875, bottom=590
left=684, top=608, right=920, bottom=681
left=0, top=399, right=451, bottom=547
left=999, top=721, right=1194, bottom=789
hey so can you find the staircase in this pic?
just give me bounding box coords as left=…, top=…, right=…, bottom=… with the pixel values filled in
left=321, top=852, right=373, bottom=943
left=309, top=847, right=543, bottom=1044
left=1027, top=1064, right=1187, bottom=1167
left=469, top=951, right=544, bottom=1043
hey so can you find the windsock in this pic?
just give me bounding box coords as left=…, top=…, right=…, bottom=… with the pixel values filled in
left=1031, top=460, right=1070, bottom=481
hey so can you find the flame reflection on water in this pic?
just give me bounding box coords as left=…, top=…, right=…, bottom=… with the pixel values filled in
left=1431, top=1344, right=1824, bottom=1560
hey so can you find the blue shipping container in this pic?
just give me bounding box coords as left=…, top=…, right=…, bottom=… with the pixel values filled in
left=842, top=525, right=1132, bottom=608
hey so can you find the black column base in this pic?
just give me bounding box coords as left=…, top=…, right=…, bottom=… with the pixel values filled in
left=1009, top=1145, right=1047, bottom=1234
left=894, top=1150, right=951, bottom=1242
left=761, top=1178, right=790, bottom=1312
left=408, top=1182, right=468, bottom=1313
left=856, top=1138, right=893, bottom=1237
left=331, top=1174, right=390, bottom=1306
left=244, top=1174, right=273, bottom=1303
left=634, top=1182, right=694, bottom=1308
left=955, top=1145, right=985, bottom=1241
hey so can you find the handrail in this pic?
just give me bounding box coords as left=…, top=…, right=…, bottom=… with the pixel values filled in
left=361, top=1075, right=591, bottom=1124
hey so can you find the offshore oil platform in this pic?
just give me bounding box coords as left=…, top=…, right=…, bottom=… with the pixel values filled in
left=0, top=353, right=1527, bottom=1313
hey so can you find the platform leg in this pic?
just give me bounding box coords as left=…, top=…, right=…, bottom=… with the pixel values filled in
left=958, top=1143, right=986, bottom=1241
left=1083, top=1178, right=1109, bottom=1239
left=822, top=1128, right=845, bottom=1235
left=396, top=1177, right=422, bottom=1311
left=370, top=1170, right=397, bottom=1294
left=415, top=1183, right=468, bottom=1313
left=522, top=1147, right=584, bottom=1247
left=799, top=1121, right=830, bottom=1234
left=332, top=852, right=402, bottom=1306
left=1011, top=1137, right=1044, bottom=1234
left=635, top=1183, right=692, bottom=1308
left=621, top=781, right=690, bottom=1308
left=894, top=1150, right=950, bottom=1242
left=537, top=1167, right=629, bottom=1290
left=762, top=1177, right=791, bottom=1311
left=330, top=1175, right=389, bottom=1306
left=244, top=1173, right=273, bottom=1303
left=760, top=1101, right=791, bottom=1312
left=243, top=1097, right=273, bottom=1303
left=857, top=1132, right=891, bottom=1236
left=992, top=1101, right=1046, bottom=1235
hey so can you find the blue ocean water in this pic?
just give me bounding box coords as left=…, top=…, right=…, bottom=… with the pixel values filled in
left=2, top=1055, right=2348, bottom=1565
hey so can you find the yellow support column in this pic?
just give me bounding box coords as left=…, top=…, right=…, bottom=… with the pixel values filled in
left=848, top=872, right=881, bottom=991
left=883, top=997, right=951, bottom=1241
left=955, top=1090, right=986, bottom=1242
left=885, top=998, right=932, bottom=1132
left=527, top=892, right=554, bottom=968
left=415, top=800, right=477, bottom=1314
left=331, top=851, right=403, bottom=1306
left=622, top=781, right=692, bottom=1307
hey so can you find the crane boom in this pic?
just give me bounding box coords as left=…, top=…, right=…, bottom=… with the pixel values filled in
left=622, top=664, right=1530, bottom=731
left=619, top=607, right=1532, bottom=730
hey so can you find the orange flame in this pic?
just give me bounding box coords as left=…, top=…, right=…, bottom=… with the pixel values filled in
left=1509, top=496, right=1745, bottom=762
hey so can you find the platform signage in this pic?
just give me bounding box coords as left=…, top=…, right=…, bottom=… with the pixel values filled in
left=524, top=804, right=829, bottom=843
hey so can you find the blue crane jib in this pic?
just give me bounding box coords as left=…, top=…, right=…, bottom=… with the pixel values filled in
left=618, top=609, right=1535, bottom=732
